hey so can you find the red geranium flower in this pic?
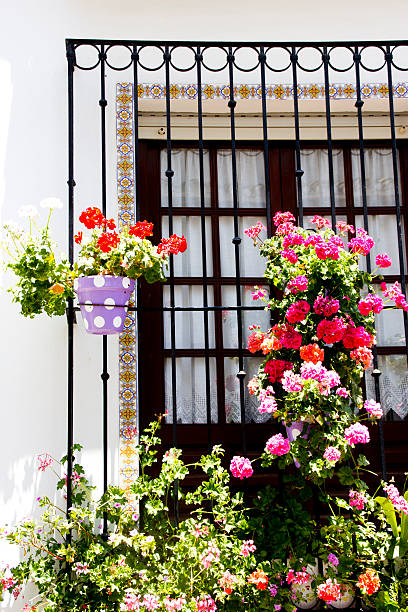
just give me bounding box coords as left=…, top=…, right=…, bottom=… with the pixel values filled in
left=97, top=231, right=120, bottom=253
left=79, top=206, right=106, bottom=229
left=74, top=231, right=83, bottom=245
left=157, top=234, right=187, bottom=256
left=129, top=220, right=154, bottom=239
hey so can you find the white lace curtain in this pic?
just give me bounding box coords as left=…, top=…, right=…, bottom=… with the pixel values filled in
left=161, top=148, right=408, bottom=422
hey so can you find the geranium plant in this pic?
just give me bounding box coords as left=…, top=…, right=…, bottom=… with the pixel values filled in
left=0, top=418, right=270, bottom=612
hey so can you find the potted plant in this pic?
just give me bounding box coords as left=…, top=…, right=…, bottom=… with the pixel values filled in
left=1, top=202, right=187, bottom=334
left=73, top=206, right=186, bottom=334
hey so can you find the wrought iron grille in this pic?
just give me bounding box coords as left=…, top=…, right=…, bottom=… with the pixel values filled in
left=66, top=39, right=408, bottom=609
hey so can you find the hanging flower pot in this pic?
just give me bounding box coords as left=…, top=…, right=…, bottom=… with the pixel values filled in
left=75, top=275, right=135, bottom=335
left=284, top=419, right=312, bottom=468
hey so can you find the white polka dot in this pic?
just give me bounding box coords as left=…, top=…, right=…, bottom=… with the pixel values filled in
left=94, top=316, right=105, bottom=328
left=122, top=277, right=130, bottom=288
left=94, top=276, right=105, bottom=287
left=84, top=318, right=89, bottom=330
left=104, top=297, right=115, bottom=310
left=113, top=316, right=122, bottom=328
left=84, top=300, right=93, bottom=312
left=73, top=278, right=78, bottom=290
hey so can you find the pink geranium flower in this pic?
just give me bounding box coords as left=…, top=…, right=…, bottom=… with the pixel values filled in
left=265, top=434, right=290, bottom=456
left=230, top=456, right=253, bottom=480
left=344, top=422, right=370, bottom=445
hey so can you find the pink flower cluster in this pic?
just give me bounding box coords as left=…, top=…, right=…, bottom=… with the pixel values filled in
left=383, top=281, right=408, bottom=310
left=311, top=215, right=331, bottom=230
left=281, top=370, right=303, bottom=393
left=336, top=387, right=350, bottom=398
left=313, top=296, right=340, bottom=317
left=358, top=293, right=384, bottom=315
left=273, top=211, right=296, bottom=226
left=240, top=540, right=256, bottom=557
left=342, top=325, right=373, bottom=349
left=163, top=596, right=187, bottom=611
left=143, top=595, right=161, bottom=610
left=317, top=317, right=347, bottom=344
left=287, top=275, right=308, bottom=294
left=251, top=288, right=267, bottom=300
left=230, top=456, right=253, bottom=480
left=283, top=232, right=305, bottom=249
left=315, top=236, right=343, bottom=260
left=195, top=595, right=217, bottom=611
left=286, top=300, right=310, bottom=323
left=348, top=228, right=374, bottom=256
left=265, top=434, right=290, bottom=456
left=258, top=386, right=277, bottom=414
left=349, top=490, right=368, bottom=510
left=281, top=248, right=298, bottom=263
left=376, top=253, right=392, bottom=267
left=244, top=221, right=266, bottom=240
left=344, top=422, right=370, bottom=445
left=37, top=453, right=53, bottom=471
left=281, top=361, right=341, bottom=396
left=364, top=399, right=383, bottom=419
left=384, top=484, right=408, bottom=515
left=201, top=545, right=221, bottom=568
left=323, top=446, right=341, bottom=463
left=287, top=568, right=311, bottom=585
left=336, top=220, right=355, bottom=234
left=121, top=590, right=141, bottom=611
left=317, top=578, right=341, bottom=603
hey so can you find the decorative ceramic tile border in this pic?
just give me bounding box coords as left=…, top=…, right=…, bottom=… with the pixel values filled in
left=116, top=83, right=138, bottom=492
left=136, top=82, right=408, bottom=100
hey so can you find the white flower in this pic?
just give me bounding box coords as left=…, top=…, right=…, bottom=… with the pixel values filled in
left=40, top=197, right=63, bottom=209
left=18, top=205, right=38, bottom=218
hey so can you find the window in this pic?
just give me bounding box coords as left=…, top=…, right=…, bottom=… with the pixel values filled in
left=137, top=142, right=408, bottom=454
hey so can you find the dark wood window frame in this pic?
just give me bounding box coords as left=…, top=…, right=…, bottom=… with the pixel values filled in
left=137, top=140, right=408, bottom=469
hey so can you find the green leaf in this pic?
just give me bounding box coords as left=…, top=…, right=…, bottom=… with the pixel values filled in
left=400, top=491, right=408, bottom=553
left=375, top=496, right=399, bottom=537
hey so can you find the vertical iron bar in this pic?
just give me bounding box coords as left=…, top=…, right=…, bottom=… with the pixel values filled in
left=354, top=47, right=387, bottom=479
left=322, top=46, right=337, bottom=230
left=99, top=44, right=109, bottom=539
left=385, top=45, right=408, bottom=365
left=196, top=47, right=212, bottom=449
left=291, top=46, right=304, bottom=227
left=164, top=45, right=179, bottom=525
left=66, top=41, right=75, bottom=538
left=227, top=46, right=246, bottom=453
left=259, top=46, right=272, bottom=235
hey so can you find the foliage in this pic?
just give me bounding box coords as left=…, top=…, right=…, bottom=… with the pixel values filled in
left=1, top=203, right=73, bottom=317
left=0, top=419, right=267, bottom=612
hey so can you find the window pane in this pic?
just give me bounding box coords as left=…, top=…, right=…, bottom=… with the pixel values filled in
left=219, top=216, right=267, bottom=277
left=165, top=357, right=217, bottom=423
left=365, top=355, right=408, bottom=419
left=352, top=148, right=400, bottom=206
left=217, top=150, right=266, bottom=208
left=221, top=285, right=270, bottom=349
left=163, top=286, right=215, bottom=349
left=161, top=149, right=211, bottom=207
left=224, top=357, right=270, bottom=423
left=300, top=149, right=346, bottom=207
left=162, top=216, right=213, bottom=277
left=355, top=214, right=406, bottom=275
left=375, top=308, right=406, bottom=347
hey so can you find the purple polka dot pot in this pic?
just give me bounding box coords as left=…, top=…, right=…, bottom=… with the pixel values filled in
left=75, top=275, right=135, bottom=335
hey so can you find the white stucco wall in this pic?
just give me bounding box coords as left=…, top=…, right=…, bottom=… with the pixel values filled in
left=0, top=0, right=408, bottom=606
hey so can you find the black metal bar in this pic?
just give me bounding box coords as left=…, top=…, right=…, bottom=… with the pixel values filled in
left=164, top=46, right=179, bottom=525
left=66, top=41, right=75, bottom=539
left=227, top=47, right=247, bottom=452
left=99, top=43, right=109, bottom=539
left=67, top=38, right=408, bottom=48
left=354, top=46, right=387, bottom=477
left=259, top=46, right=272, bottom=235
left=385, top=44, right=408, bottom=366
left=196, top=46, right=212, bottom=447
left=291, top=46, right=304, bottom=227
left=322, top=46, right=337, bottom=230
